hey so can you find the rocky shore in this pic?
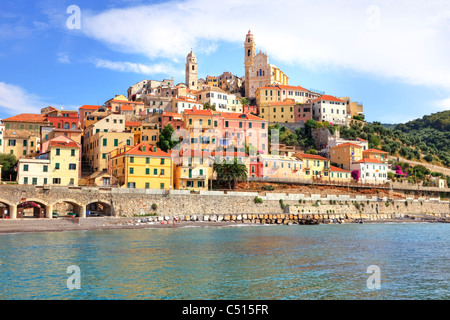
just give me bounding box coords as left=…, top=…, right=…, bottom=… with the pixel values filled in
left=0, top=212, right=448, bottom=234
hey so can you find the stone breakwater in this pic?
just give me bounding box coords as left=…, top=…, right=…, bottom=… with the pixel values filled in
left=121, top=211, right=450, bottom=226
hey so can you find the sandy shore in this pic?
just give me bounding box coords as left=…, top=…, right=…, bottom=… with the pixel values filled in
left=0, top=214, right=446, bottom=234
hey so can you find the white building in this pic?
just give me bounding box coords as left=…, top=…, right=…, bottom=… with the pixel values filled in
left=312, top=95, right=348, bottom=125
left=170, top=97, right=203, bottom=114
left=196, top=87, right=229, bottom=112
left=350, top=158, right=388, bottom=184
left=17, top=156, right=51, bottom=185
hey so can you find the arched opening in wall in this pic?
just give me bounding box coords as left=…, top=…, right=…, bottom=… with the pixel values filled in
left=85, top=201, right=112, bottom=217
left=52, top=200, right=82, bottom=218
left=17, top=200, right=47, bottom=218
left=0, top=200, right=13, bottom=219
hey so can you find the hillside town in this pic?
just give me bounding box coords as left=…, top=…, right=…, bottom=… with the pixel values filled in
left=0, top=30, right=445, bottom=191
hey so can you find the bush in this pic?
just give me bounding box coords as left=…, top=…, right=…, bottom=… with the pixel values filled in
left=262, top=185, right=275, bottom=191
left=254, top=197, right=263, bottom=204
left=279, top=199, right=285, bottom=209
left=151, top=203, right=158, bottom=210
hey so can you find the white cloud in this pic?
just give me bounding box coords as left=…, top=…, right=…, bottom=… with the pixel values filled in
left=79, top=0, right=450, bottom=90
left=0, top=82, right=48, bottom=116
left=434, top=97, right=450, bottom=111
left=57, top=52, right=70, bottom=64
left=92, top=58, right=182, bottom=76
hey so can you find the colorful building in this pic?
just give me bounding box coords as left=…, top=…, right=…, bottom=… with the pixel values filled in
left=48, top=139, right=81, bottom=186
left=362, top=148, right=388, bottom=163
left=350, top=158, right=388, bottom=184
left=312, top=95, right=348, bottom=125
left=1, top=113, right=49, bottom=158
left=256, top=154, right=303, bottom=179
left=110, top=142, right=173, bottom=189
left=330, top=142, right=363, bottom=171
left=173, top=150, right=212, bottom=190
left=293, top=153, right=330, bottom=179
left=260, top=99, right=296, bottom=123
left=329, top=166, right=351, bottom=183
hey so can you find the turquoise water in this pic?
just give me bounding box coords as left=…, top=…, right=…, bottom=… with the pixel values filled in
left=0, top=223, right=448, bottom=300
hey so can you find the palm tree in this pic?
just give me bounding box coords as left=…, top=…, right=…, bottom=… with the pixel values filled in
left=213, top=157, right=248, bottom=190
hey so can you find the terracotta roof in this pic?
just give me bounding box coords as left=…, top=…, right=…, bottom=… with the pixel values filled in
left=220, top=112, right=265, bottom=121
left=79, top=105, right=101, bottom=110
left=312, top=95, right=345, bottom=103
left=330, top=165, right=350, bottom=173
left=330, top=142, right=363, bottom=149
left=49, top=140, right=79, bottom=148
left=363, top=148, right=388, bottom=154
left=355, top=158, right=384, bottom=164
left=125, top=121, right=141, bottom=127
left=120, top=104, right=134, bottom=111
left=257, top=86, right=280, bottom=91
left=111, top=99, right=144, bottom=104
left=2, top=113, right=48, bottom=123
left=162, top=112, right=182, bottom=118
left=278, top=84, right=309, bottom=91
left=112, top=142, right=171, bottom=158
left=293, top=152, right=328, bottom=161
left=185, top=109, right=213, bottom=116
left=210, top=151, right=248, bottom=157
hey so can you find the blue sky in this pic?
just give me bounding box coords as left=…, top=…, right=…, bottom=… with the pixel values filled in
left=1, top=0, right=449, bottom=124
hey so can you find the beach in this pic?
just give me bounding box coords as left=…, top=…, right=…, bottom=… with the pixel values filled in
left=0, top=213, right=446, bottom=234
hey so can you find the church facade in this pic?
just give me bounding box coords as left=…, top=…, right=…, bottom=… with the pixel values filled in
left=244, top=30, right=289, bottom=98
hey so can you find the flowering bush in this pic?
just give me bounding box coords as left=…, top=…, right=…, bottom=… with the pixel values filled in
left=351, top=170, right=360, bottom=182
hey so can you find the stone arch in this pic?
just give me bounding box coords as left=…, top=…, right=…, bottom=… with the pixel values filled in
left=0, top=198, right=16, bottom=218
left=17, top=198, right=50, bottom=219
left=85, top=200, right=113, bottom=217
left=50, top=198, right=84, bottom=218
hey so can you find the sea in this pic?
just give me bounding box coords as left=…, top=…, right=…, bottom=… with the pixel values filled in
left=0, top=223, right=448, bottom=300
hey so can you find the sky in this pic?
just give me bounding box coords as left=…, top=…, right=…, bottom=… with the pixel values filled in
left=0, top=0, right=449, bottom=124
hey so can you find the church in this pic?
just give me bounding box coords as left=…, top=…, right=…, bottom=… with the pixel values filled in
left=244, top=30, right=289, bottom=98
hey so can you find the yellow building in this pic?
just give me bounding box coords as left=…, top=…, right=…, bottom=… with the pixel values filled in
left=293, top=153, right=330, bottom=179
left=1, top=113, right=49, bottom=158
left=173, top=150, right=212, bottom=190
left=132, top=122, right=160, bottom=146
left=259, top=99, right=296, bottom=123
left=330, top=143, right=363, bottom=171
left=48, top=140, right=80, bottom=186
left=111, top=142, right=173, bottom=189
left=362, top=148, right=388, bottom=163
left=255, top=86, right=281, bottom=107
left=329, top=166, right=351, bottom=182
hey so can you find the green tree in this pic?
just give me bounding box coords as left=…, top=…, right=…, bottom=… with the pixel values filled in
left=240, top=98, right=250, bottom=106
left=213, top=157, right=248, bottom=190
left=203, top=102, right=216, bottom=111
left=0, top=153, right=18, bottom=181
left=156, top=124, right=180, bottom=152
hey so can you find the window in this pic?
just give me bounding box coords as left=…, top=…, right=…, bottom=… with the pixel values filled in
left=161, top=158, right=165, bottom=165
left=146, top=157, right=150, bottom=164
left=55, top=163, right=60, bottom=170
left=69, top=164, right=76, bottom=170
left=55, top=148, right=60, bottom=156
left=130, top=167, right=134, bottom=174
left=103, top=139, right=107, bottom=146
left=71, top=149, right=76, bottom=156
left=145, top=182, right=150, bottom=189
left=146, top=168, right=150, bottom=175
left=23, top=177, right=28, bottom=184
left=23, top=164, right=29, bottom=171
left=161, top=169, right=165, bottom=176
left=225, top=121, right=229, bottom=128
left=43, top=165, right=48, bottom=172
left=154, top=169, right=158, bottom=175
left=53, top=178, right=61, bottom=184
left=160, top=183, right=165, bottom=189
left=114, top=139, right=118, bottom=147
left=8, top=139, right=16, bottom=146
left=43, top=178, right=47, bottom=185
left=130, top=156, right=134, bottom=163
